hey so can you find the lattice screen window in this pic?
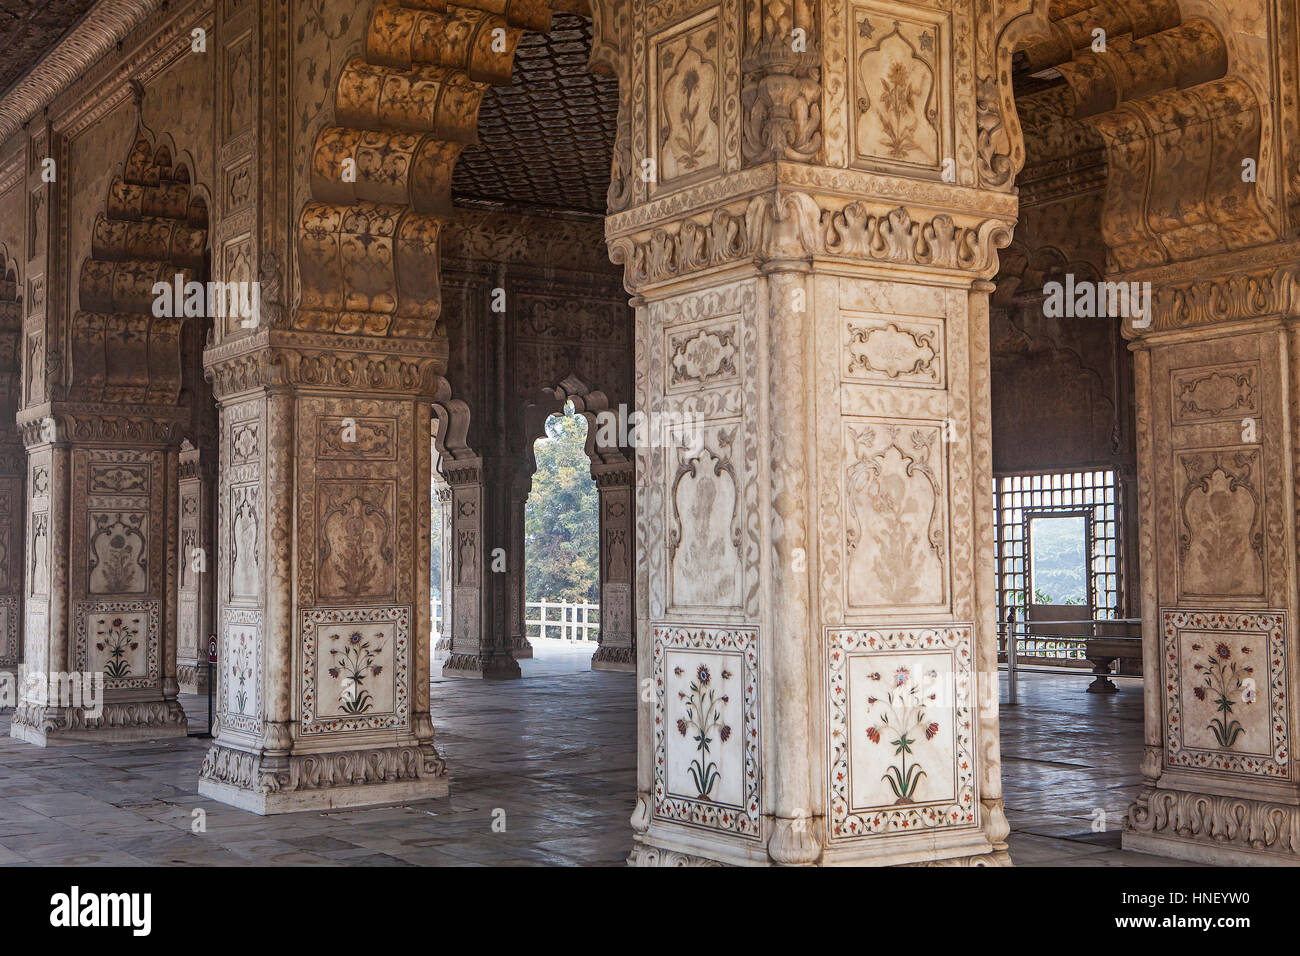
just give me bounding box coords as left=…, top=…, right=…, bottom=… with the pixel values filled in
left=994, top=470, right=1121, bottom=625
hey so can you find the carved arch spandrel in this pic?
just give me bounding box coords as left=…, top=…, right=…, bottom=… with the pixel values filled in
left=296, top=0, right=555, bottom=340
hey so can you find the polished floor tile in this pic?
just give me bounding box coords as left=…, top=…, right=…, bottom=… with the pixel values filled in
left=0, top=645, right=1197, bottom=865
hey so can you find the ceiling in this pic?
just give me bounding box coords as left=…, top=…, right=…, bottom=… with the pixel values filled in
left=1, top=5, right=619, bottom=217
left=451, top=13, right=618, bottom=219
left=0, top=0, right=100, bottom=100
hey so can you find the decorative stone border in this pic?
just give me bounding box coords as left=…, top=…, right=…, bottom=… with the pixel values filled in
left=652, top=624, right=760, bottom=839
left=300, top=605, right=410, bottom=735
left=827, top=624, right=977, bottom=840
left=1162, top=608, right=1289, bottom=777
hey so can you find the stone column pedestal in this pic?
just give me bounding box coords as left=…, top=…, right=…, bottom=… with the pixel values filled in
left=1121, top=283, right=1300, bottom=863
left=590, top=462, right=635, bottom=672
left=198, top=332, right=448, bottom=812
left=12, top=410, right=189, bottom=745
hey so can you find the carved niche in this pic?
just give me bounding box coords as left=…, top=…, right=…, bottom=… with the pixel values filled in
left=844, top=421, right=946, bottom=610
left=1177, top=451, right=1265, bottom=602
left=850, top=9, right=946, bottom=172
left=653, top=15, right=722, bottom=188
left=669, top=428, right=743, bottom=610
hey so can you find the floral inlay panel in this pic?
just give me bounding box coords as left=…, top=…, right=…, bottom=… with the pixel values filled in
left=1163, top=609, right=1289, bottom=777
left=653, top=625, right=759, bottom=838
left=221, top=608, right=262, bottom=735
left=75, top=601, right=160, bottom=690
left=300, top=605, right=409, bottom=735
left=827, top=626, right=977, bottom=839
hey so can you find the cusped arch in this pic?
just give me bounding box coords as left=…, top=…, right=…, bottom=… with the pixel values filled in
left=1004, top=0, right=1274, bottom=272
left=522, top=375, right=629, bottom=478
left=69, top=119, right=211, bottom=406
left=296, top=0, right=555, bottom=339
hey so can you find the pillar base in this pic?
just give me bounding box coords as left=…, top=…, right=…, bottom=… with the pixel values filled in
left=590, top=644, right=635, bottom=672
left=10, top=700, right=188, bottom=746
left=511, top=636, right=533, bottom=659
left=197, top=741, right=449, bottom=814
left=1124, top=785, right=1300, bottom=864
left=442, top=651, right=521, bottom=679
left=177, top=661, right=211, bottom=696
left=628, top=833, right=1006, bottom=866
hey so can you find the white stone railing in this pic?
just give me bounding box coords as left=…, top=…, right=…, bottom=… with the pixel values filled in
left=431, top=598, right=600, bottom=643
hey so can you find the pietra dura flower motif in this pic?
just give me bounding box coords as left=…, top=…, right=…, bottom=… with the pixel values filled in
left=328, top=630, right=385, bottom=715
left=674, top=662, right=733, bottom=799
left=1190, top=640, right=1255, bottom=748
left=655, top=627, right=760, bottom=837
left=95, top=616, right=141, bottom=680
left=79, top=603, right=157, bottom=689
left=863, top=665, right=941, bottom=803
left=229, top=630, right=254, bottom=716
left=828, top=627, right=975, bottom=838
left=1164, top=610, right=1289, bottom=777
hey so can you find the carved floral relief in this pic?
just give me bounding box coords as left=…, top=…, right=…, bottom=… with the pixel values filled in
left=1177, top=451, right=1264, bottom=601
left=667, top=320, right=739, bottom=391
left=842, top=313, right=943, bottom=386
left=87, top=512, right=148, bottom=594
left=851, top=12, right=943, bottom=170
left=844, top=422, right=947, bottom=610
left=655, top=18, right=721, bottom=186
left=669, top=428, right=742, bottom=609
left=229, top=485, right=260, bottom=602
left=317, top=482, right=397, bottom=604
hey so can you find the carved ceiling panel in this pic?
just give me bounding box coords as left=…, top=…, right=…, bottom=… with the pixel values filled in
left=0, top=0, right=100, bottom=98
left=451, top=13, right=617, bottom=218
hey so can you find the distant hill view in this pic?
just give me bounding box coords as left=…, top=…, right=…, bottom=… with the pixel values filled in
left=1029, top=515, right=1088, bottom=606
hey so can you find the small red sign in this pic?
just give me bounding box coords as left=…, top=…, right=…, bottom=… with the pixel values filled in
left=208, top=635, right=218, bottom=664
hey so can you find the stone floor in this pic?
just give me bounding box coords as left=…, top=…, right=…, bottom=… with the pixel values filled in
left=0, top=644, right=1199, bottom=865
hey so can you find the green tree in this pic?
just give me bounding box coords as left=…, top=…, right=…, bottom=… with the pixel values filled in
left=525, top=405, right=600, bottom=604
